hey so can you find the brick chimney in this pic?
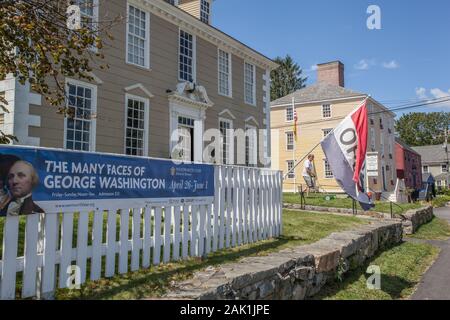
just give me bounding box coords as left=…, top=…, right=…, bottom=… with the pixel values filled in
left=317, top=61, right=345, bottom=87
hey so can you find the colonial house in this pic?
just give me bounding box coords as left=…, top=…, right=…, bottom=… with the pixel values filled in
left=270, top=61, right=397, bottom=199
left=413, top=145, right=450, bottom=189
left=0, top=0, right=277, bottom=167
left=395, top=138, right=422, bottom=191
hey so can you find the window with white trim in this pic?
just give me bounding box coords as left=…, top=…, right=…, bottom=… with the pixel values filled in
left=65, top=81, right=96, bottom=151
left=244, top=62, right=256, bottom=105
left=200, top=0, right=210, bottom=24
left=370, top=128, right=376, bottom=151
left=219, top=119, right=233, bottom=165
left=286, top=105, right=293, bottom=122
left=75, top=0, right=98, bottom=31
left=179, top=30, right=195, bottom=82
left=218, top=49, right=231, bottom=96
left=286, top=132, right=294, bottom=151
left=443, top=164, right=449, bottom=173
left=324, top=159, right=334, bottom=178
left=286, top=160, right=295, bottom=179
left=245, top=125, right=257, bottom=167
left=322, top=104, right=332, bottom=118
left=423, top=166, right=429, bottom=173
left=323, top=128, right=333, bottom=138
left=127, top=5, right=149, bottom=68
left=125, top=95, right=149, bottom=156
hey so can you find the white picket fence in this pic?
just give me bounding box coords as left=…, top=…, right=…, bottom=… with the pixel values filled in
left=0, top=165, right=283, bottom=300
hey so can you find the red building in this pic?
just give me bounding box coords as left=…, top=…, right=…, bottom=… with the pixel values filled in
left=395, top=138, right=423, bottom=190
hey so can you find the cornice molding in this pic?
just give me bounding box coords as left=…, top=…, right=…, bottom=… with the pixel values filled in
left=130, top=0, right=278, bottom=71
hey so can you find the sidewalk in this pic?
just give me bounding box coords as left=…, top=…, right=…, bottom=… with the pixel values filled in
left=411, top=207, right=450, bottom=300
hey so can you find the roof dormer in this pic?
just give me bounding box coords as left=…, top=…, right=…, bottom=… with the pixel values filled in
left=166, top=0, right=213, bottom=25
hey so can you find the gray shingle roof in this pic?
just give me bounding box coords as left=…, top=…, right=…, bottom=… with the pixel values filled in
left=270, top=82, right=366, bottom=106
left=412, top=145, right=449, bottom=165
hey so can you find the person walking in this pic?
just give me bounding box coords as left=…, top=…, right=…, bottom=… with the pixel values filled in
left=303, top=154, right=316, bottom=197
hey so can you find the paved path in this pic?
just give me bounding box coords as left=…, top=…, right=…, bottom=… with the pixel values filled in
left=411, top=206, right=450, bottom=300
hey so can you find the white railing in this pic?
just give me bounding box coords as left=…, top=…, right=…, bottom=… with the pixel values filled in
left=0, top=165, right=283, bottom=300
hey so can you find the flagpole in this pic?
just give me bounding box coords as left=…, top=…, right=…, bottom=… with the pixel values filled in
left=292, top=96, right=296, bottom=193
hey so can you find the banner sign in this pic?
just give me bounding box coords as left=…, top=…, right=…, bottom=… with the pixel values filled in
left=0, top=146, right=215, bottom=216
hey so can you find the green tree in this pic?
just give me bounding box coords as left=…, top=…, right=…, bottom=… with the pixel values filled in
left=395, top=112, right=450, bottom=146
left=270, top=55, right=307, bottom=101
left=0, top=0, right=121, bottom=144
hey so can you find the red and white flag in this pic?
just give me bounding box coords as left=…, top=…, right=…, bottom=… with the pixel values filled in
left=321, top=99, right=374, bottom=211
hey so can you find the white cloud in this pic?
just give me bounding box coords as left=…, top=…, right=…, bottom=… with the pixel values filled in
left=382, top=60, right=399, bottom=69
left=310, top=65, right=318, bottom=71
left=354, top=59, right=371, bottom=70
left=415, top=87, right=450, bottom=108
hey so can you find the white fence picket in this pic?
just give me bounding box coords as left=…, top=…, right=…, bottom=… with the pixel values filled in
left=119, top=209, right=129, bottom=274
left=190, top=205, right=199, bottom=256
left=218, top=167, right=225, bottom=250
left=242, top=168, right=248, bottom=245
left=1, top=216, right=19, bottom=300
left=198, top=205, right=206, bottom=256
left=182, top=205, right=189, bottom=259
left=163, top=207, right=172, bottom=263
left=153, top=207, right=162, bottom=266
left=59, top=213, right=74, bottom=288
left=76, top=211, right=89, bottom=284
left=22, top=214, right=40, bottom=298
left=41, top=213, right=58, bottom=299
left=91, top=211, right=103, bottom=281
left=212, top=166, right=220, bottom=252
left=248, top=169, right=255, bottom=244
left=237, top=167, right=243, bottom=246
left=105, top=210, right=117, bottom=277
left=131, top=208, right=141, bottom=272
left=142, top=208, right=152, bottom=268
left=173, top=206, right=181, bottom=261
left=225, top=167, right=231, bottom=248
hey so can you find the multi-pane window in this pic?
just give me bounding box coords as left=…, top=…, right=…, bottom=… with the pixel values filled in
left=286, top=132, right=294, bottom=151
left=65, top=82, right=95, bottom=151
left=286, top=105, right=294, bottom=122
left=322, top=104, right=332, bottom=118
left=443, top=165, right=449, bottom=173
left=324, top=159, right=334, bottom=178
left=244, top=62, right=256, bottom=105
left=200, top=0, right=210, bottom=24
left=125, top=96, right=148, bottom=156
left=423, top=166, right=429, bottom=173
left=218, top=49, right=231, bottom=96
left=286, top=161, right=295, bottom=179
left=127, top=5, right=148, bottom=67
left=75, top=0, right=98, bottom=30
left=179, top=30, right=195, bottom=82
left=219, top=119, right=232, bottom=165
left=370, top=128, right=376, bottom=151
left=245, top=126, right=257, bottom=167
left=176, top=116, right=195, bottom=162
left=323, top=129, right=333, bottom=138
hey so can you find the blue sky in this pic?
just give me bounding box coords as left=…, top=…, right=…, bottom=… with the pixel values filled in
left=212, top=0, right=450, bottom=117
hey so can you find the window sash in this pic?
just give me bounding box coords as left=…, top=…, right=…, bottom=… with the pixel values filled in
left=65, top=82, right=95, bottom=152
left=125, top=97, right=147, bottom=156
left=324, top=159, right=334, bottom=178
left=127, top=5, right=148, bottom=67
left=245, top=126, right=257, bottom=167
left=219, top=119, right=232, bottom=164
left=218, top=49, right=231, bottom=96
left=286, top=132, right=294, bottom=151
left=200, top=0, right=210, bottom=23
left=244, top=62, right=255, bottom=105
left=179, top=30, right=194, bottom=82
left=287, top=161, right=295, bottom=179
left=322, top=104, right=332, bottom=118
left=286, top=106, right=294, bottom=122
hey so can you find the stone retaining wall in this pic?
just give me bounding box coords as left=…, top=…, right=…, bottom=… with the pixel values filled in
left=402, top=206, right=434, bottom=235
left=165, top=221, right=403, bottom=300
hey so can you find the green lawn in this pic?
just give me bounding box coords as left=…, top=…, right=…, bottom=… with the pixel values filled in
left=407, top=217, right=450, bottom=241
left=432, top=195, right=450, bottom=208
left=52, top=210, right=368, bottom=300
left=284, top=193, right=424, bottom=215
left=314, top=242, right=440, bottom=300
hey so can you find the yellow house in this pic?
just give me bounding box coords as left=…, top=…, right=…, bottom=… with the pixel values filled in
left=270, top=61, right=397, bottom=199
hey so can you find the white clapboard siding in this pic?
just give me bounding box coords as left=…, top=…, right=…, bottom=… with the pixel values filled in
left=0, top=164, right=282, bottom=300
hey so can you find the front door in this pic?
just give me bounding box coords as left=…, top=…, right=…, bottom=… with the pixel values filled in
left=177, top=116, right=195, bottom=162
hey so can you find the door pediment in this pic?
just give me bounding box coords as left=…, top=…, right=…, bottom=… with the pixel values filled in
left=168, top=81, right=214, bottom=110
